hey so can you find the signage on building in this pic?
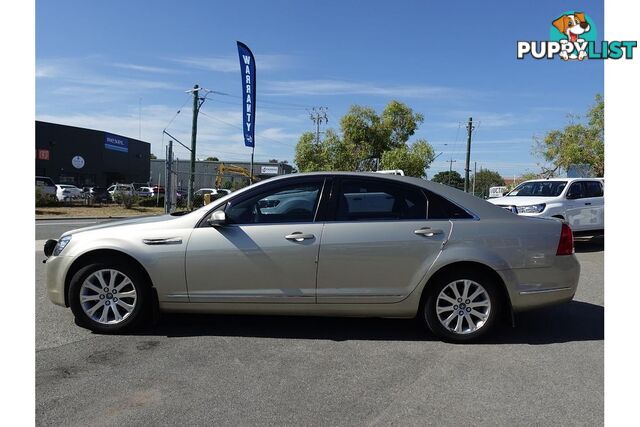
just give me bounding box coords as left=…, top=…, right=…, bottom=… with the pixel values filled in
left=36, top=148, right=50, bottom=160
left=72, top=155, right=85, bottom=169
left=260, top=166, right=279, bottom=175
left=104, top=133, right=129, bottom=153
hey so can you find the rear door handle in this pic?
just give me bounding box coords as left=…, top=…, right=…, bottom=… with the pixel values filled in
left=285, top=232, right=315, bottom=242
left=414, top=227, right=444, bottom=237
left=584, top=202, right=592, bottom=205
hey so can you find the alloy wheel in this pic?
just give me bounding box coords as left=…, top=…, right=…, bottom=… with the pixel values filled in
left=79, top=269, right=138, bottom=325
left=435, top=279, right=491, bottom=334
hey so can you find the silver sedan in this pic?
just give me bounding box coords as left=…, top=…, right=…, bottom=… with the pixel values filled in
left=44, top=172, right=580, bottom=343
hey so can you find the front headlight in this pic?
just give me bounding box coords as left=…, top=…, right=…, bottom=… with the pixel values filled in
left=517, top=203, right=546, bottom=214
left=53, top=235, right=72, bottom=256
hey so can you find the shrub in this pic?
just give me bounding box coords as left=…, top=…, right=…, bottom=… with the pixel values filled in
left=35, top=188, right=59, bottom=207
left=113, top=192, right=139, bottom=209
left=138, top=197, right=164, bottom=207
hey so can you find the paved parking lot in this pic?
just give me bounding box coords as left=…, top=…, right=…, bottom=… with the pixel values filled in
left=35, top=221, right=603, bottom=426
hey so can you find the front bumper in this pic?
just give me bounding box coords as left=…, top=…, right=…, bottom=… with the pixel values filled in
left=498, top=254, right=581, bottom=312
left=45, top=255, right=75, bottom=307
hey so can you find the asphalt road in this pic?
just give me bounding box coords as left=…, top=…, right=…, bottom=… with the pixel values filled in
left=35, top=221, right=603, bottom=426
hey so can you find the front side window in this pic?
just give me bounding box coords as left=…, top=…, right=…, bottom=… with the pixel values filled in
left=336, top=179, right=426, bottom=221
left=225, top=180, right=323, bottom=224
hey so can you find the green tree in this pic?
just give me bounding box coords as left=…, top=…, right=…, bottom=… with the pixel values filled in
left=149, top=153, right=157, bottom=160
left=473, top=169, right=505, bottom=198
left=380, top=139, right=434, bottom=178
left=294, top=100, right=430, bottom=175
left=205, top=156, right=219, bottom=161
left=431, top=170, right=464, bottom=190
left=535, top=94, right=603, bottom=176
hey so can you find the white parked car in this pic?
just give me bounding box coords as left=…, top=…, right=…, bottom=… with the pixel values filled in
left=36, top=176, right=57, bottom=199
left=194, top=188, right=231, bottom=197
left=136, top=186, right=154, bottom=197
left=488, top=178, right=604, bottom=235
left=55, top=184, right=83, bottom=202
left=107, top=184, right=135, bottom=197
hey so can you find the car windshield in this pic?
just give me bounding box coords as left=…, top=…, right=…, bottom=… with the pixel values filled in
left=507, top=181, right=567, bottom=197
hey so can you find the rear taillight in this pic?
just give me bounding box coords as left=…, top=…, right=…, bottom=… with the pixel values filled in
left=556, top=223, right=574, bottom=256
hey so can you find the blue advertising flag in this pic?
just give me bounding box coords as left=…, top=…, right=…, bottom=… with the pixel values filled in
left=237, top=41, right=256, bottom=148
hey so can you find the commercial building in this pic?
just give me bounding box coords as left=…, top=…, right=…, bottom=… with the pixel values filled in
left=36, top=121, right=151, bottom=187
left=150, top=159, right=294, bottom=190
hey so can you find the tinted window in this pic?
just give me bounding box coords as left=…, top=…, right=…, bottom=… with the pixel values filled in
left=508, top=181, right=567, bottom=197
left=567, top=182, right=585, bottom=199
left=226, top=181, right=323, bottom=224
left=336, top=180, right=426, bottom=221
left=425, top=191, right=473, bottom=219
left=584, top=181, right=604, bottom=197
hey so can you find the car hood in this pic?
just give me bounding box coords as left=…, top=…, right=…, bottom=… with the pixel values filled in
left=62, top=214, right=177, bottom=237
left=488, top=196, right=556, bottom=206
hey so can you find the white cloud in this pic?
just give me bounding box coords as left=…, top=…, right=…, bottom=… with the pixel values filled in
left=263, top=79, right=468, bottom=98
left=167, top=54, right=291, bottom=73
left=112, top=63, right=179, bottom=74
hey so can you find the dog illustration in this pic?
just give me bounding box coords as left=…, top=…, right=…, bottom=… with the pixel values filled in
left=552, top=12, right=590, bottom=60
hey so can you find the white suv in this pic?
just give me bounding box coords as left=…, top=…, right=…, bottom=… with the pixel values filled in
left=487, top=178, right=604, bottom=235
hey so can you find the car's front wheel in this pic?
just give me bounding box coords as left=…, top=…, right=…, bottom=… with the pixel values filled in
left=69, top=260, right=149, bottom=333
left=422, top=269, right=502, bottom=343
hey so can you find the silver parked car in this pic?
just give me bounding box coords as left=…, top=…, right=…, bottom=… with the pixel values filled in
left=43, top=172, right=580, bottom=342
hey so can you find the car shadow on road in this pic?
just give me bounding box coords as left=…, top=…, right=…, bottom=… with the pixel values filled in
left=134, top=300, right=603, bottom=345
left=574, top=235, right=604, bottom=253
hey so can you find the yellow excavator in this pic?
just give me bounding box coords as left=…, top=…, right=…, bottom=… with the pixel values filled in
left=214, top=163, right=258, bottom=189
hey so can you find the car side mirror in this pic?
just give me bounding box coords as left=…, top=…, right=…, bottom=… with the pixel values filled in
left=207, top=210, right=227, bottom=227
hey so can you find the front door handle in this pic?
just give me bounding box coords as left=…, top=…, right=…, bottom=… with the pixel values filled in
left=414, top=227, right=444, bottom=237
left=584, top=202, right=592, bottom=205
left=285, top=232, right=315, bottom=242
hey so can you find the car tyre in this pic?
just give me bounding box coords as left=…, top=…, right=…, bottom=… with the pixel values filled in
left=69, top=260, right=150, bottom=333
left=422, top=268, right=502, bottom=343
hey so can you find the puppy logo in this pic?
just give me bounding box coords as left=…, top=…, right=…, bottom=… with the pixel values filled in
left=551, top=12, right=593, bottom=60
left=518, top=11, right=637, bottom=61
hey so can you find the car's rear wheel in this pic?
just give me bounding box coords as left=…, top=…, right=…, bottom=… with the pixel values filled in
left=422, top=269, right=501, bottom=343
left=69, top=261, right=149, bottom=333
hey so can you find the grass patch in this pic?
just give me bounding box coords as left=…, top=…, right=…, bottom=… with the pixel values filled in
left=36, top=205, right=168, bottom=218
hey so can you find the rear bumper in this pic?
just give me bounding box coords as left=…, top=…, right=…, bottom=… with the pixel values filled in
left=498, top=254, right=581, bottom=312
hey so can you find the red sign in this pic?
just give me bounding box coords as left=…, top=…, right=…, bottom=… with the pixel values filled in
left=37, top=149, right=50, bottom=161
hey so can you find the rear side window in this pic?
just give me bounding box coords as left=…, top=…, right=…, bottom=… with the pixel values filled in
left=584, top=181, right=604, bottom=197
left=336, top=179, right=427, bottom=221
left=425, top=190, right=473, bottom=219
left=566, top=182, right=585, bottom=199
left=36, top=177, right=54, bottom=187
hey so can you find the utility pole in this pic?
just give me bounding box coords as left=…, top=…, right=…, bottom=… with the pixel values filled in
left=464, top=117, right=474, bottom=192
left=308, top=107, right=329, bottom=144
left=472, top=161, right=477, bottom=196
left=188, top=84, right=200, bottom=210
left=447, top=158, right=457, bottom=186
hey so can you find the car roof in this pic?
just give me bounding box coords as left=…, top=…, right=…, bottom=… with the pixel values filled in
left=262, top=172, right=515, bottom=219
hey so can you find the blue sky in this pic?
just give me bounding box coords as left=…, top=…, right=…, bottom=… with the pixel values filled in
left=36, top=0, right=604, bottom=177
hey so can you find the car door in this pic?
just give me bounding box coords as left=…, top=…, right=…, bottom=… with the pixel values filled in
left=185, top=178, right=328, bottom=303
left=581, top=180, right=605, bottom=230
left=316, top=178, right=454, bottom=304
left=564, top=181, right=590, bottom=231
